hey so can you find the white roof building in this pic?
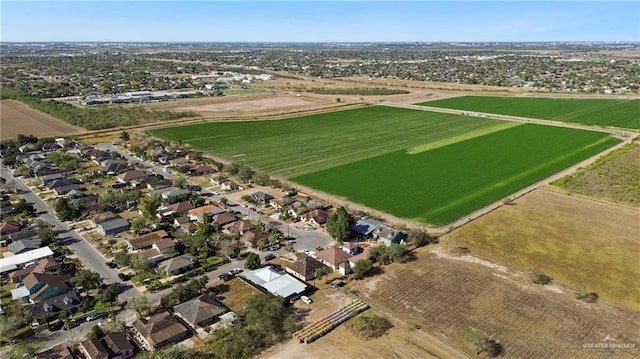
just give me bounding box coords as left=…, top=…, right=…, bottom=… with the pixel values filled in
left=0, top=246, right=54, bottom=275
left=243, top=266, right=307, bottom=300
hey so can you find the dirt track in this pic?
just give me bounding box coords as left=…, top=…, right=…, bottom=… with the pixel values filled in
left=0, top=99, right=84, bottom=140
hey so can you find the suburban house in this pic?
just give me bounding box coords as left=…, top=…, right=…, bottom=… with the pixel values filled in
left=23, top=289, right=80, bottom=322
left=80, top=332, right=134, bottom=359
left=9, top=257, right=58, bottom=283
left=187, top=164, right=216, bottom=177
left=116, top=170, right=150, bottom=185
left=100, top=159, right=130, bottom=175
left=97, top=218, right=130, bottom=236
left=90, top=211, right=117, bottom=227
left=18, top=272, right=71, bottom=302
left=241, top=229, right=270, bottom=248
left=36, top=344, right=74, bottom=359
left=8, top=238, right=42, bottom=255
left=211, top=211, right=238, bottom=226
left=302, top=209, right=328, bottom=226
left=168, top=157, right=189, bottom=167
left=132, top=311, right=189, bottom=350
left=316, top=247, right=353, bottom=275
left=373, top=225, right=407, bottom=246
left=173, top=294, right=228, bottom=329
left=348, top=247, right=370, bottom=268
left=223, top=219, right=255, bottom=235
left=146, top=179, right=172, bottom=191
left=157, top=201, right=193, bottom=218
left=243, top=266, right=307, bottom=300
left=174, top=217, right=197, bottom=234
left=0, top=246, right=55, bottom=276
left=159, top=187, right=191, bottom=203
left=158, top=254, right=195, bottom=276
left=188, top=204, right=225, bottom=222
left=0, top=221, right=22, bottom=236
left=71, top=195, right=100, bottom=216
left=137, top=238, right=177, bottom=265
left=286, top=253, right=330, bottom=282
left=221, top=180, right=240, bottom=191
left=251, top=191, right=274, bottom=204
left=210, top=176, right=228, bottom=186
left=350, top=217, right=383, bottom=239
left=126, top=230, right=170, bottom=251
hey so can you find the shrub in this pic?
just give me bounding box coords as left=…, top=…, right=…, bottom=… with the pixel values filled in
left=528, top=269, right=552, bottom=285
left=350, top=314, right=392, bottom=339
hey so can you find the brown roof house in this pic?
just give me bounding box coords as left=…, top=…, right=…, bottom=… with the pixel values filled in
left=137, top=238, right=176, bottom=265
left=316, top=247, right=353, bottom=275
left=211, top=211, right=238, bottom=226
left=173, top=294, right=228, bottom=328
left=126, top=230, right=169, bottom=251
left=157, top=201, right=193, bottom=218
left=9, top=257, right=58, bottom=283
left=116, top=170, right=149, bottom=185
left=223, top=219, right=255, bottom=235
left=286, top=253, right=330, bottom=282
left=80, top=332, right=134, bottom=359
left=36, top=344, right=74, bottom=359
left=241, top=229, right=270, bottom=248
left=0, top=221, right=21, bottom=236
left=188, top=204, right=224, bottom=222
left=302, top=209, right=328, bottom=226
left=132, top=311, right=188, bottom=350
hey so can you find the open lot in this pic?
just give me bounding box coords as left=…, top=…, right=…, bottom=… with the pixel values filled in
left=553, top=142, right=640, bottom=207
left=0, top=99, right=84, bottom=140
left=418, top=96, right=640, bottom=129
left=349, top=245, right=640, bottom=358
left=150, top=106, right=620, bottom=227
left=445, top=187, right=640, bottom=311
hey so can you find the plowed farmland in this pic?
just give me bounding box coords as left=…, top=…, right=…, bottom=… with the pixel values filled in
left=0, top=99, right=83, bottom=140
left=352, top=249, right=640, bottom=358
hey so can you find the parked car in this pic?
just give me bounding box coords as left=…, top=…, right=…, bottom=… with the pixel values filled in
left=118, top=273, right=130, bottom=281
left=228, top=268, right=242, bottom=276
left=219, top=273, right=232, bottom=281
left=263, top=254, right=276, bottom=261
left=86, top=312, right=107, bottom=322
left=301, top=295, right=312, bottom=304
left=269, top=244, right=281, bottom=251
left=106, top=261, right=117, bottom=268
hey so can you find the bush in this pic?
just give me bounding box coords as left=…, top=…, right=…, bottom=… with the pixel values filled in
left=350, top=314, right=392, bottom=339
left=528, top=269, right=552, bottom=285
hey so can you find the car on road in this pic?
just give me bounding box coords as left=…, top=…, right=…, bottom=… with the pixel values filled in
left=287, top=239, right=296, bottom=245
left=263, top=254, right=276, bottom=261
left=106, top=261, right=117, bottom=268
left=228, top=268, right=242, bottom=276
left=269, top=244, right=281, bottom=251
left=86, top=312, right=107, bottom=322
left=118, top=273, right=130, bottom=281
left=301, top=295, right=312, bottom=304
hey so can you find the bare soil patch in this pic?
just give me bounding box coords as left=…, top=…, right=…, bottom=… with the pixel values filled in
left=349, top=247, right=640, bottom=358
left=446, top=187, right=640, bottom=311
left=1, top=99, right=83, bottom=140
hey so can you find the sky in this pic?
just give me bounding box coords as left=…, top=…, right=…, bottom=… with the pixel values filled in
left=1, top=1, right=638, bottom=42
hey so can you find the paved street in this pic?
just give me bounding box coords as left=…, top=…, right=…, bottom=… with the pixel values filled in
left=0, top=166, right=142, bottom=302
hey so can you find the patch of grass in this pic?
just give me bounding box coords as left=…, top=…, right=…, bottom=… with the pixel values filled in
left=148, top=106, right=512, bottom=178
left=552, top=142, right=640, bottom=206
left=293, top=124, right=619, bottom=226
left=418, top=96, right=640, bottom=129
left=214, top=277, right=263, bottom=313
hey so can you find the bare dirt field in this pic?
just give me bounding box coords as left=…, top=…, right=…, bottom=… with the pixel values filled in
left=0, top=99, right=83, bottom=140
left=445, top=187, right=640, bottom=311
left=347, top=245, right=640, bottom=358
left=174, top=94, right=316, bottom=114
left=261, top=289, right=461, bottom=359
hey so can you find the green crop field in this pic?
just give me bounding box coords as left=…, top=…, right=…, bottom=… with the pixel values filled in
left=418, top=96, right=640, bottom=129
left=293, top=125, right=619, bottom=226
left=149, top=106, right=620, bottom=227
left=149, top=106, right=510, bottom=177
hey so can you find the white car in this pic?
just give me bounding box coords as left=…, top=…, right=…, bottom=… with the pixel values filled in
left=300, top=295, right=312, bottom=304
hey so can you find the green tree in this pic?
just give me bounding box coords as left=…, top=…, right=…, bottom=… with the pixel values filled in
left=139, top=194, right=161, bottom=222
left=14, top=198, right=37, bottom=217
left=14, top=165, right=34, bottom=178
left=352, top=259, right=374, bottom=279
left=120, top=131, right=130, bottom=141
left=326, top=206, right=351, bottom=242
left=408, top=228, right=432, bottom=247
left=244, top=252, right=261, bottom=270
left=130, top=217, right=147, bottom=234
left=54, top=197, right=80, bottom=221
left=36, top=220, right=57, bottom=245
left=71, top=269, right=102, bottom=291
left=89, top=325, right=104, bottom=339
left=128, top=295, right=150, bottom=317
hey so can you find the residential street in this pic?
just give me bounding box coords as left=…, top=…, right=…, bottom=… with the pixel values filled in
left=0, top=165, right=142, bottom=302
